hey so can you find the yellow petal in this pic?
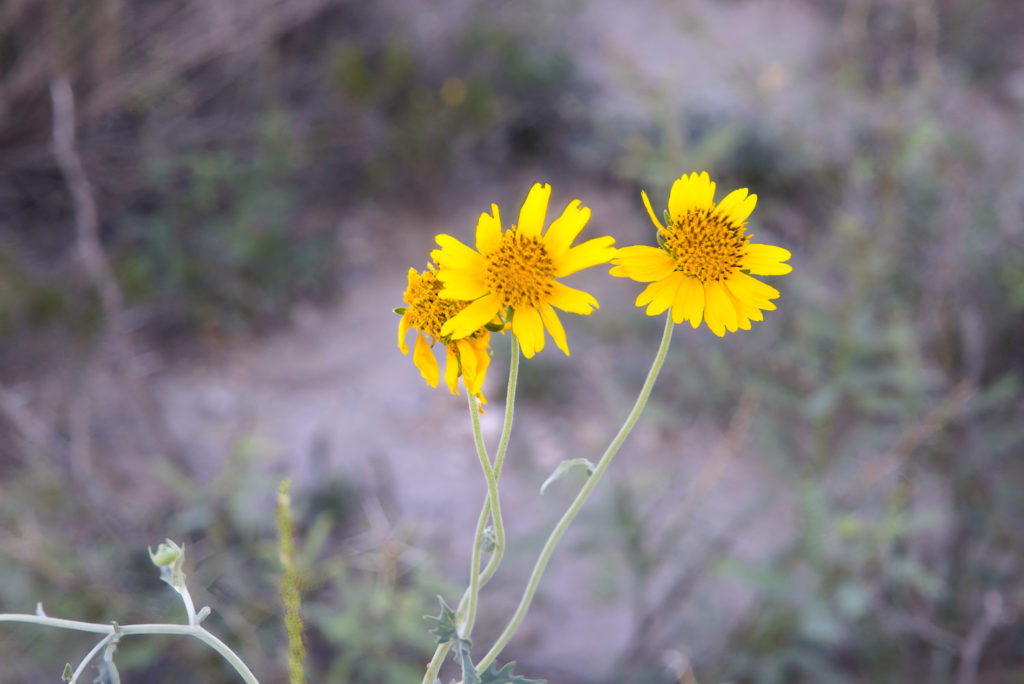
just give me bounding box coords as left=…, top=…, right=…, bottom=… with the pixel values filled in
left=742, top=243, right=793, bottom=275
left=441, top=293, right=501, bottom=338
left=543, top=200, right=590, bottom=258
left=716, top=188, right=757, bottom=225
left=434, top=234, right=486, bottom=271
left=476, top=204, right=503, bottom=255
left=669, top=171, right=715, bottom=221
left=704, top=281, right=738, bottom=336
left=538, top=304, right=569, bottom=355
left=456, top=337, right=478, bottom=380
left=555, top=236, right=617, bottom=277
left=671, top=275, right=705, bottom=327
left=725, top=271, right=781, bottom=309
left=413, top=333, right=440, bottom=386
left=636, top=272, right=682, bottom=306
left=444, top=344, right=460, bottom=395
left=610, top=245, right=675, bottom=282
left=517, top=183, right=551, bottom=238
left=725, top=288, right=758, bottom=330
left=548, top=281, right=599, bottom=314
left=463, top=337, right=491, bottom=397
left=437, top=267, right=488, bottom=300
left=640, top=190, right=666, bottom=231
left=398, top=312, right=412, bottom=354
left=512, top=306, right=545, bottom=358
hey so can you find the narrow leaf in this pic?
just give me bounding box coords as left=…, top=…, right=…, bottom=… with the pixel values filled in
left=540, top=458, right=595, bottom=494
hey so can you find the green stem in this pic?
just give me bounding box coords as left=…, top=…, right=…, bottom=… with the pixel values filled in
left=422, top=337, right=520, bottom=684
left=475, top=314, right=675, bottom=674
left=0, top=614, right=259, bottom=684
left=459, top=390, right=502, bottom=638
left=69, top=632, right=117, bottom=683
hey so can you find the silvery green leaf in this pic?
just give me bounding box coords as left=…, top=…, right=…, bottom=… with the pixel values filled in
left=540, top=458, right=595, bottom=495
left=424, top=596, right=458, bottom=644
left=480, top=661, right=546, bottom=684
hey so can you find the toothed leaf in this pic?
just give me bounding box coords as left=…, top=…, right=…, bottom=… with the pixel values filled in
left=480, top=661, right=546, bottom=684
left=424, top=596, right=458, bottom=644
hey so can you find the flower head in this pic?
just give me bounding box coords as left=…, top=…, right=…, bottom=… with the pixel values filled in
left=397, top=265, right=495, bottom=404
left=432, top=183, right=617, bottom=358
left=611, top=171, right=791, bottom=336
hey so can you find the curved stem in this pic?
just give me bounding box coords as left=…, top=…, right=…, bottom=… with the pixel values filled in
left=69, top=632, right=117, bottom=683
left=475, top=314, right=675, bottom=674
left=422, top=336, right=520, bottom=684
left=0, top=615, right=259, bottom=684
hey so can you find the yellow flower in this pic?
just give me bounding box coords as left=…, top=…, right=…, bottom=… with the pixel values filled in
left=611, top=171, right=792, bottom=336
left=397, top=265, right=494, bottom=404
left=432, top=183, right=617, bottom=358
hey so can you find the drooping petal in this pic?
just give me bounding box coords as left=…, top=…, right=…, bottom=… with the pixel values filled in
left=441, top=293, right=501, bottom=339
left=742, top=243, right=793, bottom=275
left=517, top=183, right=551, bottom=238
left=463, top=337, right=491, bottom=398
left=413, top=333, right=440, bottom=386
left=610, top=245, right=675, bottom=281
left=555, top=236, right=617, bottom=277
left=543, top=200, right=591, bottom=258
left=548, top=281, right=599, bottom=314
left=640, top=190, right=666, bottom=231
left=437, top=267, right=488, bottom=300
left=456, top=337, right=478, bottom=382
left=475, top=205, right=503, bottom=255
left=398, top=312, right=412, bottom=354
left=671, top=275, right=705, bottom=327
left=443, top=344, right=460, bottom=395
left=704, top=281, right=738, bottom=336
left=512, top=306, right=546, bottom=358
left=538, top=304, right=569, bottom=355
left=434, top=234, right=487, bottom=271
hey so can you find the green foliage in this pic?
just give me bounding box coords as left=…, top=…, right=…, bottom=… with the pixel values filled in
left=118, top=110, right=333, bottom=334
left=426, top=596, right=459, bottom=644
left=480, top=661, right=546, bottom=684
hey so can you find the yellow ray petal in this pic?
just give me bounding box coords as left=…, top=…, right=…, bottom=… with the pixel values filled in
left=555, top=236, right=617, bottom=277
left=725, top=288, right=757, bottom=330
left=548, top=281, right=599, bottom=314
left=413, top=333, right=440, bottom=386
left=742, top=243, right=793, bottom=275
left=610, top=245, right=675, bottom=282
left=725, top=271, right=781, bottom=308
left=671, top=275, right=705, bottom=327
left=441, top=293, right=501, bottom=338
left=512, top=306, right=546, bottom=358
left=444, top=344, right=460, bottom=395
left=704, top=281, right=738, bottom=336
left=640, top=190, right=666, bottom=231
left=463, top=337, right=491, bottom=397
left=475, top=204, right=503, bottom=255
left=716, top=188, right=757, bottom=225
left=543, top=200, right=591, bottom=258
left=636, top=274, right=678, bottom=307
left=669, top=171, right=715, bottom=221
left=398, top=312, right=412, bottom=354
left=456, top=337, right=478, bottom=381
left=437, top=268, right=488, bottom=300
left=434, top=234, right=486, bottom=270
left=538, top=304, right=569, bottom=355
left=517, top=183, right=551, bottom=238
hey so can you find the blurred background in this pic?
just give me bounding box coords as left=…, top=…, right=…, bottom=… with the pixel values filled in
left=2, top=0, right=1023, bottom=682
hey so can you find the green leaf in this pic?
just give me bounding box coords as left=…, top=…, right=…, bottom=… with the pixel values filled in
left=540, top=458, right=594, bottom=494
left=61, top=663, right=73, bottom=681
left=480, top=661, right=546, bottom=684
left=394, top=307, right=407, bottom=315
left=452, top=637, right=480, bottom=684
left=424, top=596, right=458, bottom=644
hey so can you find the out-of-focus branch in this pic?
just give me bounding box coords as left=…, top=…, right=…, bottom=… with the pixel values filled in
left=956, top=591, right=1012, bottom=684
left=49, top=76, right=125, bottom=327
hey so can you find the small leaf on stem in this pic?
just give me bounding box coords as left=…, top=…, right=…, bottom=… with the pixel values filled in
left=539, top=458, right=595, bottom=495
